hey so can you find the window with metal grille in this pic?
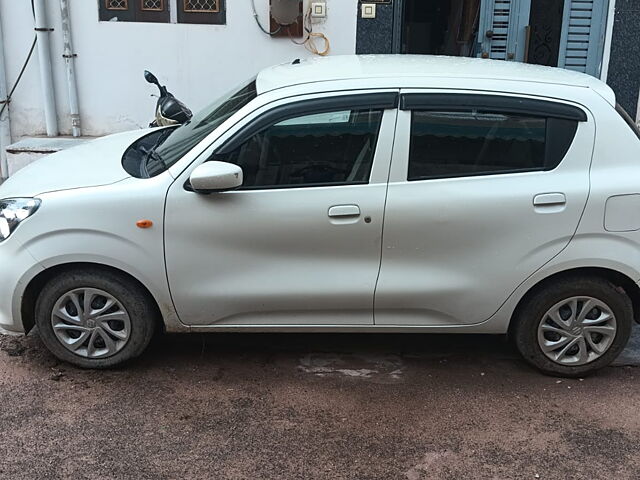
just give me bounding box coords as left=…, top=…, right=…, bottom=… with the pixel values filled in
left=99, top=0, right=168, bottom=21
left=106, top=0, right=129, bottom=10
left=178, top=0, right=225, bottom=24
left=99, top=0, right=225, bottom=24
left=183, top=0, right=220, bottom=12
left=142, top=0, right=164, bottom=11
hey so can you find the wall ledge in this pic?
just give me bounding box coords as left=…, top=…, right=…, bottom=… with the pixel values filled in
left=5, top=136, right=97, bottom=176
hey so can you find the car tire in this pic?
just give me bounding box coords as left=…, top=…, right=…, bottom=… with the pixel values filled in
left=512, top=276, right=633, bottom=377
left=35, top=268, right=157, bottom=369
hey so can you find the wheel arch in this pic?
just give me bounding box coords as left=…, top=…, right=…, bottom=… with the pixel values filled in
left=21, top=262, right=166, bottom=335
left=508, top=266, right=640, bottom=338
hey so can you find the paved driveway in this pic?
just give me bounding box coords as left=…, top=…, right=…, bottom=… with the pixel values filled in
left=1, top=328, right=639, bottom=479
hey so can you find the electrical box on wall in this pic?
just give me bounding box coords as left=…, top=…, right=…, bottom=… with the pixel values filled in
left=311, top=2, right=326, bottom=18
left=270, top=0, right=303, bottom=38
left=361, top=3, right=376, bottom=18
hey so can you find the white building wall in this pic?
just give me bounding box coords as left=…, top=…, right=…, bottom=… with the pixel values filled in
left=0, top=0, right=358, bottom=138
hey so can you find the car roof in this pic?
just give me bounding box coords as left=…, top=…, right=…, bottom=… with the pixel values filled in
left=256, top=54, right=616, bottom=105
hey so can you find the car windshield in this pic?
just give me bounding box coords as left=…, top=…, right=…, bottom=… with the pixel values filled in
left=148, top=78, right=258, bottom=175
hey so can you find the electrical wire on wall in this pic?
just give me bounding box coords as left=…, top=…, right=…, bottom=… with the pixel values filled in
left=0, top=1, right=37, bottom=118
left=251, top=0, right=330, bottom=56
left=288, top=6, right=330, bottom=56
left=0, top=38, right=36, bottom=117
left=251, top=0, right=281, bottom=35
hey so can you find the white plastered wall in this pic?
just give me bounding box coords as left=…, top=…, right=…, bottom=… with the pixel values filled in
left=0, top=0, right=358, bottom=138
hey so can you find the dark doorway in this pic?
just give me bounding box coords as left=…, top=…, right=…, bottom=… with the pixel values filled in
left=401, top=0, right=480, bottom=56
left=526, top=0, right=565, bottom=66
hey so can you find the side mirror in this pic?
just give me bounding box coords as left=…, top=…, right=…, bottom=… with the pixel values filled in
left=189, top=161, right=243, bottom=193
left=144, top=70, right=160, bottom=86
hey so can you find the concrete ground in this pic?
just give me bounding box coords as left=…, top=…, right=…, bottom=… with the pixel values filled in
left=0, top=328, right=639, bottom=480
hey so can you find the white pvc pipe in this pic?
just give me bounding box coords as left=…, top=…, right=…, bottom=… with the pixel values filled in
left=33, top=0, right=58, bottom=137
left=600, top=0, right=616, bottom=82
left=0, top=12, right=11, bottom=179
left=60, top=0, right=81, bottom=137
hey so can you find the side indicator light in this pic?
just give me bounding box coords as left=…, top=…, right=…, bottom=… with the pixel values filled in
left=136, top=219, right=153, bottom=229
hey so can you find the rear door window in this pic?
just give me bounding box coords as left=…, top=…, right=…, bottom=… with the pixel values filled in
left=404, top=95, right=583, bottom=181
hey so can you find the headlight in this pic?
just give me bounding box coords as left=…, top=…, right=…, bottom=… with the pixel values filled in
left=0, top=198, right=41, bottom=241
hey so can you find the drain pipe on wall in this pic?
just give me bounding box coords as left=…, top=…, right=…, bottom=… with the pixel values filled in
left=0, top=14, right=11, bottom=179
left=60, top=0, right=81, bottom=137
left=33, top=0, right=58, bottom=137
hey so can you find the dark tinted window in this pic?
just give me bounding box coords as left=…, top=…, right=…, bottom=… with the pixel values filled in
left=221, top=109, right=383, bottom=189
left=408, top=109, right=578, bottom=181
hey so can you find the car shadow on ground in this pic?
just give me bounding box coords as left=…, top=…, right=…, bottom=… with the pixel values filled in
left=2, top=324, right=638, bottom=375
left=143, top=324, right=640, bottom=365
left=148, top=331, right=514, bottom=360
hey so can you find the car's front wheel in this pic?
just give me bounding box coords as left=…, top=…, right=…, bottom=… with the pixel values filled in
left=35, top=268, right=157, bottom=368
left=513, top=276, right=633, bottom=377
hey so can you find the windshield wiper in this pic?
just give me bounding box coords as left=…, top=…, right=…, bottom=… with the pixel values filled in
left=142, top=129, right=174, bottom=176
left=143, top=148, right=168, bottom=176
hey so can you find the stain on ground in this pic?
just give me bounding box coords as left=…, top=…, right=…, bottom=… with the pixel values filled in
left=0, top=329, right=639, bottom=479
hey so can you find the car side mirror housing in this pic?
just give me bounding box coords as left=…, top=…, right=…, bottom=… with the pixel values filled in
left=189, top=161, right=243, bottom=193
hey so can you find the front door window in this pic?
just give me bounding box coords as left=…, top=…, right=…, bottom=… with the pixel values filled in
left=219, top=108, right=385, bottom=189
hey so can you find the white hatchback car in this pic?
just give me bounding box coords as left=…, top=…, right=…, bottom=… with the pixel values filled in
left=2, top=55, right=640, bottom=376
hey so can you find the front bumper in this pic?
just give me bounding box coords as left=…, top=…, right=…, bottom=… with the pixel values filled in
left=0, top=238, right=44, bottom=334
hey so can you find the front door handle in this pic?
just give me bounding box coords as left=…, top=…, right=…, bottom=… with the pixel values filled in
left=328, top=205, right=361, bottom=218
left=533, top=193, right=566, bottom=206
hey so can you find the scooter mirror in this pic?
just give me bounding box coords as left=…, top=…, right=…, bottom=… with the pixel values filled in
left=144, top=70, right=160, bottom=86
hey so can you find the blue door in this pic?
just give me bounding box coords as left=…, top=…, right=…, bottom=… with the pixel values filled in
left=478, top=0, right=609, bottom=77
left=478, top=0, right=531, bottom=61
left=557, top=0, right=609, bottom=76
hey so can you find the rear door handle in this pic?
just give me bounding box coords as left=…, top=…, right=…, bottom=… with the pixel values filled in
left=328, top=205, right=361, bottom=218
left=533, top=193, right=566, bottom=207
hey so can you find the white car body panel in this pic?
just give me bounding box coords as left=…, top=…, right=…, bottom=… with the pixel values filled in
left=0, top=176, right=186, bottom=334
left=374, top=90, right=595, bottom=326
left=256, top=55, right=617, bottom=106
left=164, top=99, right=398, bottom=326
left=0, top=130, right=151, bottom=198
left=1, top=55, right=639, bottom=338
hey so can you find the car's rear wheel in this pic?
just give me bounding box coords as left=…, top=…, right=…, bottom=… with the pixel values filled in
left=513, top=276, right=633, bottom=377
left=35, top=268, right=157, bottom=368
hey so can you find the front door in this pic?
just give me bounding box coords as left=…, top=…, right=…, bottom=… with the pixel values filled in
left=375, top=90, right=594, bottom=326
left=164, top=93, right=398, bottom=326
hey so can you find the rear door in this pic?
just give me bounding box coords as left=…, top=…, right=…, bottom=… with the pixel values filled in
left=375, top=90, right=594, bottom=326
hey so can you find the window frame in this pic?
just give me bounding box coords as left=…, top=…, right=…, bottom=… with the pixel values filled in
left=400, top=94, right=587, bottom=121
left=100, top=0, right=170, bottom=22
left=98, top=0, right=225, bottom=24
left=209, top=92, right=399, bottom=191
left=178, top=0, right=226, bottom=25
left=399, top=93, right=586, bottom=182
